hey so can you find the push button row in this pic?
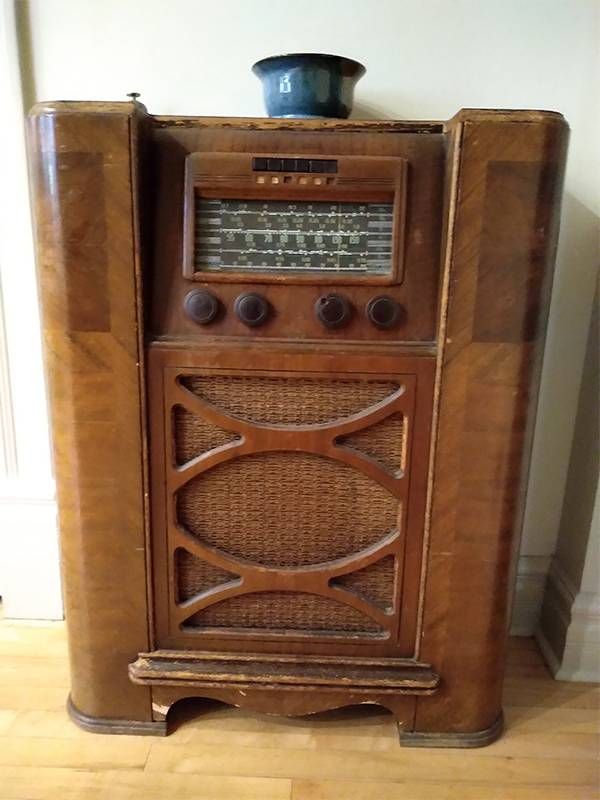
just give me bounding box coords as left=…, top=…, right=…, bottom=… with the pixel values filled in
left=252, top=157, right=338, bottom=174
left=184, top=290, right=404, bottom=330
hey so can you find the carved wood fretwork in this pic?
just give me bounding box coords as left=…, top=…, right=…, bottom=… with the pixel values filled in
left=148, top=348, right=434, bottom=655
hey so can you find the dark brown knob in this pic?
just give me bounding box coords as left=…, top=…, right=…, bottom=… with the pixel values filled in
left=184, top=289, right=220, bottom=325
left=315, top=293, right=353, bottom=329
left=366, top=295, right=404, bottom=330
left=234, top=292, right=270, bottom=327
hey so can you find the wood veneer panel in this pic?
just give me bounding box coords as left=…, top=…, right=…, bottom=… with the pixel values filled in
left=148, top=127, right=444, bottom=343
left=415, top=111, right=569, bottom=735
left=27, top=104, right=153, bottom=721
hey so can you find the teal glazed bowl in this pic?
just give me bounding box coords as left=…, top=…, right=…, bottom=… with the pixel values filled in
left=252, top=53, right=366, bottom=119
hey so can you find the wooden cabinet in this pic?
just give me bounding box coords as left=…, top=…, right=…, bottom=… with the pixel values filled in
left=27, top=103, right=568, bottom=745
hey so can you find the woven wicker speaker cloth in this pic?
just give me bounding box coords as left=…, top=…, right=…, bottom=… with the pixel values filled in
left=183, top=591, right=384, bottom=636
left=177, top=451, right=400, bottom=567
left=174, top=373, right=406, bottom=636
left=180, top=374, right=400, bottom=424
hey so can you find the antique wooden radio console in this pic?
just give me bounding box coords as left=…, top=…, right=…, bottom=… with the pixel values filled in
left=28, top=101, right=568, bottom=746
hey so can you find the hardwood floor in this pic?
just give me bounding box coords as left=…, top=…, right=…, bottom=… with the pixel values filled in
left=0, top=617, right=598, bottom=799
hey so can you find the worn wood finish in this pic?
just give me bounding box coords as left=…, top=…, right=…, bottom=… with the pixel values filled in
left=149, top=684, right=419, bottom=729
left=129, top=650, right=439, bottom=691
left=27, top=104, right=154, bottom=723
left=27, top=102, right=568, bottom=742
left=414, top=110, right=569, bottom=735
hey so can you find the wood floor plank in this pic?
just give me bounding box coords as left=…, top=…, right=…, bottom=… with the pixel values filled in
left=0, top=766, right=292, bottom=800
left=0, top=686, right=67, bottom=711
left=0, top=735, right=151, bottom=770
left=504, top=683, right=600, bottom=710
left=0, top=623, right=66, bottom=659
left=6, top=709, right=109, bottom=740
left=290, top=779, right=599, bottom=800
left=505, top=705, right=600, bottom=735
left=462, top=730, right=599, bottom=760
left=0, top=658, right=70, bottom=689
left=0, top=710, right=18, bottom=735
left=144, top=740, right=599, bottom=785
left=154, top=708, right=599, bottom=760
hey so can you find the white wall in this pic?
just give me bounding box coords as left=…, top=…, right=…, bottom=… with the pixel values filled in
left=0, top=1, right=61, bottom=619
left=3, top=0, right=598, bottom=625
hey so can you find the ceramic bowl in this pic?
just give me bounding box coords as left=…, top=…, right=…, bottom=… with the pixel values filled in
left=252, top=53, right=366, bottom=119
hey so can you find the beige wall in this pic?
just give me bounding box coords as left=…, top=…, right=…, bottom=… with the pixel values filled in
left=2, top=0, right=598, bottom=624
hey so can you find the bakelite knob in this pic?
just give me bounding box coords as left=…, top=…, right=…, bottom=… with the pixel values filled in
left=234, top=292, right=271, bottom=327
left=184, top=289, right=220, bottom=325
left=366, top=295, right=404, bottom=330
left=315, top=293, right=353, bottom=329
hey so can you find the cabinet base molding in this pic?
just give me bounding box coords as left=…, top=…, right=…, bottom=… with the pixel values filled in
left=129, top=650, right=439, bottom=693
left=149, top=683, right=418, bottom=727
left=67, top=696, right=167, bottom=737
left=398, top=713, right=504, bottom=749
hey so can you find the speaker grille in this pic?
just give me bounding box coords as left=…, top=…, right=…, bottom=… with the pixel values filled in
left=184, top=591, right=383, bottom=636
left=177, top=452, right=399, bottom=567
left=180, top=374, right=400, bottom=425
left=175, top=549, right=239, bottom=602
left=331, top=556, right=396, bottom=612
left=173, top=405, right=240, bottom=464
left=164, top=368, right=415, bottom=644
left=336, top=414, right=405, bottom=473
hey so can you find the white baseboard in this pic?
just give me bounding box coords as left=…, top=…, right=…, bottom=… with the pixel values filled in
left=510, top=554, right=552, bottom=636
left=0, top=487, right=63, bottom=620
left=535, top=557, right=600, bottom=682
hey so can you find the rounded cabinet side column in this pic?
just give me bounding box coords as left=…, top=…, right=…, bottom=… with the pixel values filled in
left=27, top=102, right=157, bottom=729
left=408, top=110, right=569, bottom=744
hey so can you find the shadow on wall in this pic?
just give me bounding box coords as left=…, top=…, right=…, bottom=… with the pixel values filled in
left=525, top=190, right=600, bottom=569
left=351, top=101, right=399, bottom=120
left=554, top=265, right=599, bottom=587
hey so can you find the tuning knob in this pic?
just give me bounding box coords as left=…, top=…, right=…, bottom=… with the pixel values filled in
left=366, top=296, right=404, bottom=330
left=184, top=289, right=220, bottom=325
left=234, top=292, right=271, bottom=327
left=315, top=293, right=353, bottom=329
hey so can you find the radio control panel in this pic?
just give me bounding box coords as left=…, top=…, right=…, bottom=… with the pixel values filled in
left=184, top=288, right=405, bottom=332
left=149, top=129, right=444, bottom=342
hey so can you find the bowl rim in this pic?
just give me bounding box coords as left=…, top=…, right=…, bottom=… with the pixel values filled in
left=252, top=52, right=366, bottom=77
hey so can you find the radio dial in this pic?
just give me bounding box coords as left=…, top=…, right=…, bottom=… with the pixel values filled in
left=315, top=294, right=353, bottom=329
left=234, top=292, right=271, bottom=327
left=184, top=289, right=220, bottom=325
left=366, top=296, right=404, bottom=330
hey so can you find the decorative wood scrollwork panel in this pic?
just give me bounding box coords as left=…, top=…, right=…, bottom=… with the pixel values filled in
left=149, top=347, right=434, bottom=657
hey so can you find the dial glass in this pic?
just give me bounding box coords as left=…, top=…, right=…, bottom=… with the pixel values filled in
left=194, top=197, right=393, bottom=276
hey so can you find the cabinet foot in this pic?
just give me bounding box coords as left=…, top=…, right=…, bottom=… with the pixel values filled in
left=67, top=696, right=167, bottom=736
left=399, top=712, right=504, bottom=748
